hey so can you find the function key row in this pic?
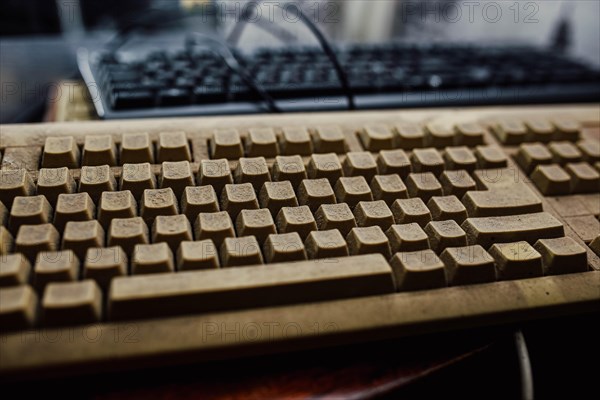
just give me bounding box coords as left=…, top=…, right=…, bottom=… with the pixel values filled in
left=492, top=117, right=581, bottom=145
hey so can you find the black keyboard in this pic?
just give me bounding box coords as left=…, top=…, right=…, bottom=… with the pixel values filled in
left=79, top=43, right=600, bottom=119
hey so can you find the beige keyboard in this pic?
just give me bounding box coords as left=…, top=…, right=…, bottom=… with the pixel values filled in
left=1, top=105, right=599, bottom=379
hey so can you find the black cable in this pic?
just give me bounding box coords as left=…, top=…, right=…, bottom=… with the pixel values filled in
left=514, top=330, right=534, bottom=400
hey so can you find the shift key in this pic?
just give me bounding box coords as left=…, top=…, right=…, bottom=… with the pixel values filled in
left=462, top=184, right=542, bottom=217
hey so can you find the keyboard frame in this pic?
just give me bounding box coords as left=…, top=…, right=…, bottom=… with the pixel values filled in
left=1, top=104, right=599, bottom=379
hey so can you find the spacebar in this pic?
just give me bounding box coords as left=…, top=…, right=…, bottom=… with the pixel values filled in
left=109, top=254, right=396, bottom=321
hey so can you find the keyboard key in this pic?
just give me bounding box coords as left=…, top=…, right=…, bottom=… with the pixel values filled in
left=234, top=157, right=271, bottom=190
left=0, top=254, right=31, bottom=287
left=79, top=165, right=117, bottom=202
left=533, top=237, right=587, bottom=275
left=391, top=198, right=432, bottom=227
left=524, top=119, right=555, bottom=142
left=307, top=153, right=343, bottom=184
left=489, top=241, right=543, bottom=280
left=298, top=178, right=336, bottom=212
left=15, top=224, right=60, bottom=262
left=132, top=242, right=175, bottom=275
left=272, top=155, right=307, bottom=186
left=390, top=250, right=446, bottom=291
left=427, top=195, right=468, bottom=223
left=259, top=181, right=298, bottom=217
left=37, top=167, right=76, bottom=205
left=211, top=129, right=243, bottom=159
left=334, top=176, right=373, bottom=207
left=0, top=200, right=6, bottom=226
left=515, top=143, right=553, bottom=173
left=440, top=245, right=496, bottom=285
left=9, top=195, right=53, bottom=234
left=195, top=211, right=235, bottom=246
left=425, top=123, right=454, bottom=148
left=42, top=136, right=80, bottom=168
left=406, top=172, right=443, bottom=202
left=108, top=217, right=149, bottom=254
left=565, top=162, right=600, bottom=193
left=121, top=132, right=154, bottom=164
left=444, top=146, right=477, bottom=172
left=549, top=141, right=582, bottom=164
left=475, top=145, right=508, bottom=168
left=181, top=186, right=219, bottom=220
left=462, top=212, right=564, bottom=249
left=236, top=208, right=276, bottom=244
left=246, top=128, right=278, bottom=157
left=552, top=118, right=581, bottom=141
left=108, top=254, right=394, bottom=321
left=455, top=122, right=485, bottom=146
left=424, top=220, right=467, bottom=253
left=353, top=200, right=394, bottom=231
left=377, top=149, right=411, bottom=176
left=120, top=163, right=157, bottom=200
left=589, top=235, right=600, bottom=257
left=347, top=226, right=391, bottom=258
left=33, top=250, right=79, bottom=290
left=1, top=143, right=42, bottom=170
left=371, top=174, right=408, bottom=205
left=0, top=226, right=13, bottom=255
left=394, top=123, right=424, bottom=149
left=305, top=229, right=349, bottom=259
left=98, top=190, right=137, bottom=228
left=493, top=119, right=527, bottom=145
left=54, top=193, right=95, bottom=231
left=83, top=246, right=128, bottom=289
left=82, top=135, right=117, bottom=166
left=153, top=214, right=193, bottom=253
left=386, top=223, right=429, bottom=253
left=343, top=152, right=378, bottom=182
left=462, top=185, right=542, bottom=217
left=564, top=215, right=599, bottom=243
left=0, top=169, right=35, bottom=207
left=62, top=220, right=105, bottom=261
left=360, top=124, right=394, bottom=151
left=221, top=236, right=263, bottom=267
left=160, top=161, right=195, bottom=196
left=411, top=148, right=444, bottom=175
left=313, top=125, right=347, bottom=153
left=314, top=203, right=356, bottom=235
left=221, top=183, right=259, bottom=218
left=439, top=170, right=476, bottom=199
left=530, top=164, right=571, bottom=195
left=42, top=280, right=102, bottom=327
left=577, top=140, right=600, bottom=163
left=177, top=240, right=219, bottom=271
left=157, top=131, right=191, bottom=162
left=264, top=232, right=307, bottom=263
left=0, top=285, right=37, bottom=330
left=198, top=159, right=232, bottom=194
left=279, top=126, right=313, bottom=156
left=141, top=188, right=179, bottom=224
left=276, top=205, right=317, bottom=239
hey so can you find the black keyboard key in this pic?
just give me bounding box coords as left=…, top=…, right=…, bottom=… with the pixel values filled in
left=111, top=90, right=156, bottom=109
left=158, top=88, right=192, bottom=107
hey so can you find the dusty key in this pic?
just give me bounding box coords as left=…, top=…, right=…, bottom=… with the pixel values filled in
left=440, top=245, right=496, bottom=285
left=530, top=164, right=571, bottom=195
left=406, top=172, right=443, bottom=202
left=515, top=143, right=553, bottom=173
left=272, top=155, right=307, bottom=186
left=246, top=127, right=279, bottom=157
left=493, top=119, right=527, bottom=145
left=141, top=188, right=179, bottom=224
left=524, top=119, right=555, bottom=143
left=82, top=135, right=117, bottom=166
left=589, top=235, right=600, bottom=257
left=15, top=224, right=60, bottom=262
left=549, top=141, right=582, bottom=164
left=234, top=157, right=271, bottom=190
left=462, top=185, right=542, bottom=217
left=0, top=169, right=35, bottom=207
left=121, top=132, right=154, bottom=163
left=33, top=250, right=79, bottom=290
left=132, top=243, right=175, bottom=275
left=263, top=232, right=307, bottom=263
left=347, top=226, right=391, bottom=259
left=157, top=131, right=191, bottom=162
left=98, top=190, right=137, bottom=228
left=62, top=220, right=105, bottom=261
left=314, top=203, right=356, bottom=236
left=211, top=128, right=244, bottom=159
left=455, top=122, right=486, bottom=146
left=312, top=125, right=347, bottom=153
left=360, top=124, right=394, bottom=151
left=371, top=174, right=408, bottom=205
left=0, top=200, right=6, bottom=226
left=177, top=240, right=220, bottom=271
left=153, top=214, right=193, bottom=252
left=461, top=212, right=564, bottom=249
left=577, top=140, right=600, bottom=163
left=0, top=285, right=38, bottom=330
left=343, top=152, right=378, bottom=182
left=307, top=153, right=343, bottom=184
left=390, top=249, right=446, bottom=291
left=195, top=211, right=235, bottom=245
left=552, top=118, right=581, bottom=141
left=386, top=223, right=429, bottom=253
left=353, top=200, right=394, bottom=231
left=83, top=246, right=128, bottom=289
left=0, top=226, right=13, bottom=255
left=120, top=163, right=157, bottom=200
left=42, top=280, right=102, bottom=327
left=278, top=126, right=313, bottom=156
left=391, top=198, right=432, bottom=227
left=221, top=236, right=264, bottom=267
left=79, top=165, right=117, bottom=202
left=108, top=217, right=149, bottom=254
left=54, top=192, right=95, bottom=231
left=0, top=254, right=31, bottom=287
left=42, top=136, right=80, bottom=168
left=198, top=159, right=232, bottom=194
left=37, top=167, right=76, bottom=205
left=489, top=241, right=543, bottom=280
left=424, top=220, right=467, bottom=253
left=236, top=208, right=276, bottom=243
left=259, top=181, right=298, bottom=217
left=160, top=161, right=195, bottom=196
left=1, top=144, right=41, bottom=170
left=444, top=146, right=477, bottom=172
left=108, top=254, right=394, bottom=321
left=474, top=145, right=508, bottom=169
left=276, top=205, right=317, bottom=239
left=298, top=178, right=336, bottom=212
left=9, top=195, right=53, bottom=234
left=394, top=123, right=425, bottom=149
left=221, top=183, right=259, bottom=218
left=425, top=123, right=455, bottom=148
left=566, top=162, right=600, bottom=193
left=411, top=148, right=445, bottom=175
left=305, top=229, right=349, bottom=259
left=334, top=176, right=373, bottom=208
left=440, top=170, right=476, bottom=199
left=181, top=186, right=219, bottom=220
left=533, top=237, right=587, bottom=275
left=427, top=195, right=468, bottom=223
left=377, top=149, right=411, bottom=176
